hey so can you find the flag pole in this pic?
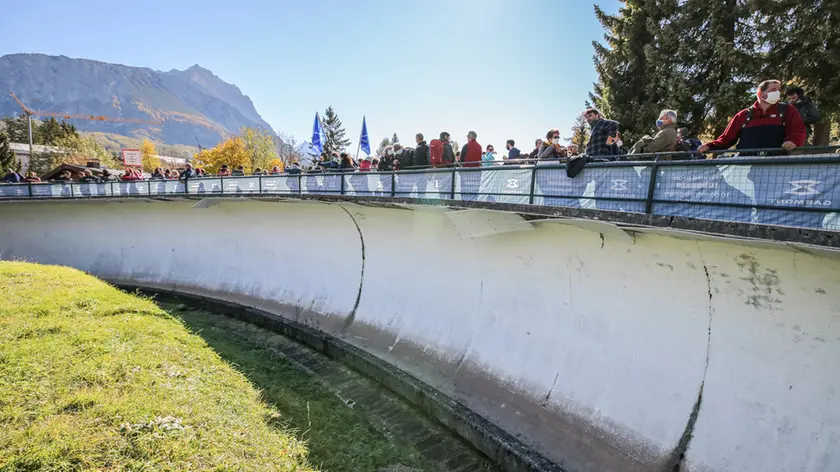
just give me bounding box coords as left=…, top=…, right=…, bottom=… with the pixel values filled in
left=356, top=115, right=364, bottom=162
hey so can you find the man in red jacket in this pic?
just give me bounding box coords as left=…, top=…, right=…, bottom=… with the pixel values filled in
left=460, top=130, right=482, bottom=167
left=698, top=79, right=806, bottom=156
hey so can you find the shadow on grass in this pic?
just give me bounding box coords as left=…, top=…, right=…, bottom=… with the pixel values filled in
left=164, top=303, right=426, bottom=472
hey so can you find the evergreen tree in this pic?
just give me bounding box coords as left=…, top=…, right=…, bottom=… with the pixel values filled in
left=569, top=114, right=591, bottom=149
left=590, top=0, right=670, bottom=142
left=376, top=137, right=391, bottom=156
left=662, top=0, right=759, bottom=137
left=59, top=121, right=78, bottom=138
left=1, top=116, right=35, bottom=144
left=756, top=0, right=840, bottom=141
left=321, top=106, right=351, bottom=155
left=591, top=0, right=765, bottom=140
left=0, top=132, right=16, bottom=171
left=391, top=133, right=399, bottom=144
left=39, top=117, right=63, bottom=145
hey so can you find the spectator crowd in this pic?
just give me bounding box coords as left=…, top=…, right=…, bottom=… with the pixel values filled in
left=1, top=79, right=829, bottom=184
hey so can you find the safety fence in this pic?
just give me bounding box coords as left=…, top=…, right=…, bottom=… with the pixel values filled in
left=2, top=154, right=839, bottom=231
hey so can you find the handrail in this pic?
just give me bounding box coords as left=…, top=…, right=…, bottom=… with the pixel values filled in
left=2, top=150, right=839, bottom=232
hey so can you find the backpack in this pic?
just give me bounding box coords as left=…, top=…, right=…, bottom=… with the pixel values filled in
left=429, top=139, right=444, bottom=167
left=742, top=102, right=787, bottom=128
left=675, top=139, right=693, bottom=153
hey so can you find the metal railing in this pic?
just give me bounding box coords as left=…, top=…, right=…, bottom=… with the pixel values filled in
left=2, top=147, right=839, bottom=231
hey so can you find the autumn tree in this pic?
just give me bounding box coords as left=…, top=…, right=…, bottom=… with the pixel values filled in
left=54, top=134, right=118, bottom=169
left=140, top=139, right=161, bottom=172
left=191, top=137, right=251, bottom=174
left=321, top=106, right=350, bottom=155
left=241, top=127, right=278, bottom=171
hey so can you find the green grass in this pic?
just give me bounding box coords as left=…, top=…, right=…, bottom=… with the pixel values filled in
left=0, top=262, right=314, bottom=471
left=167, top=304, right=428, bottom=472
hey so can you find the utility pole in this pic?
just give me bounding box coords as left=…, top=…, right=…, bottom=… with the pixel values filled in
left=27, top=114, right=33, bottom=157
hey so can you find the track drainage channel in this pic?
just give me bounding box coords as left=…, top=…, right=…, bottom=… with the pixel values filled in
left=157, top=298, right=499, bottom=472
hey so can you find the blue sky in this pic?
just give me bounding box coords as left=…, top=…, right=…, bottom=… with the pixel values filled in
left=2, top=0, right=618, bottom=155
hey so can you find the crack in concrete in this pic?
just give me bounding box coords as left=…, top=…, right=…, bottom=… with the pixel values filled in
left=543, top=370, right=561, bottom=403
left=697, top=242, right=713, bottom=380
left=662, top=242, right=714, bottom=472
left=339, top=206, right=365, bottom=331
left=455, top=279, right=483, bottom=373
left=600, top=232, right=605, bottom=249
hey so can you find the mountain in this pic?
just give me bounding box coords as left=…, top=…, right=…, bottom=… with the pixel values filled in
left=0, top=53, right=274, bottom=147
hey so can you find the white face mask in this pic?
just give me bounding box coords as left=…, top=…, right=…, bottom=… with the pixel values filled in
left=552, top=138, right=560, bottom=145
left=765, top=90, right=781, bottom=105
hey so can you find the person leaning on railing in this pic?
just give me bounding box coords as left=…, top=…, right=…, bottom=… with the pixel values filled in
left=2, top=169, right=22, bottom=183
left=414, top=134, right=430, bottom=168
left=79, top=169, right=99, bottom=184
left=628, top=110, right=679, bottom=159
left=697, top=79, right=806, bottom=157
left=286, top=162, right=302, bottom=175
left=583, top=108, right=621, bottom=160
left=179, top=164, right=195, bottom=180
left=537, top=129, right=568, bottom=162
left=461, top=131, right=483, bottom=168
left=504, top=139, right=521, bottom=165
left=120, top=168, right=141, bottom=181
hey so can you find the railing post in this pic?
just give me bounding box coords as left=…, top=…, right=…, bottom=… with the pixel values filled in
left=148, top=180, right=152, bottom=196
left=390, top=171, right=396, bottom=197
left=298, top=173, right=303, bottom=194
left=220, top=176, right=224, bottom=195
left=645, top=163, right=659, bottom=214
left=70, top=183, right=74, bottom=198
left=258, top=175, right=263, bottom=194
left=110, top=181, right=114, bottom=196
left=184, top=177, right=189, bottom=195
left=341, top=172, right=346, bottom=195
left=529, top=165, right=538, bottom=205
left=27, top=181, right=33, bottom=198
left=450, top=166, right=456, bottom=200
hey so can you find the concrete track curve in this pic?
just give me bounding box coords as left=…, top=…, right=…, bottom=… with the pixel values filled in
left=1, top=198, right=838, bottom=472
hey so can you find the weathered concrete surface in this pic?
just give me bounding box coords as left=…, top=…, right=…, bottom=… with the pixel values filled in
left=1, top=198, right=838, bottom=472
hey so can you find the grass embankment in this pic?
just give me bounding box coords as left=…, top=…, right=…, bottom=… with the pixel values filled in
left=0, top=262, right=312, bottom=471
left=167, top=304, right=427, bottom=472
left=0, top=262, right=427, bottom=472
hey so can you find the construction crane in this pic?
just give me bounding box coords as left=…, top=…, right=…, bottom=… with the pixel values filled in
left=9, top=92, right=161, bottom=125
left=9, top=91, right=162, bottom=159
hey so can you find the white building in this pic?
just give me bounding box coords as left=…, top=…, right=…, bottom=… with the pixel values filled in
left=9, top=143, right=70, bottom=173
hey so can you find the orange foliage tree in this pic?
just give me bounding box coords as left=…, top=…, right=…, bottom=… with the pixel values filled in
left=140, top=139, right=160, bottom=172
left=191, top=137, right=251, bottom=174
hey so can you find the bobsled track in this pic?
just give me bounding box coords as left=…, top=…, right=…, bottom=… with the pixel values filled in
left=1, top=197, right=839, bottom=472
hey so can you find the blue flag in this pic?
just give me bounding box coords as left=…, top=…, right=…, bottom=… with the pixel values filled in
left=311, top=112, right=324, bottom=154
left=360, top=116, right=371, bottom=155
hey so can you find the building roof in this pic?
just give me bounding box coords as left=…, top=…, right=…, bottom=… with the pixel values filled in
left=40, top=164, right=122, bottom=181
left=10, top=143, right=69, bottom=155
